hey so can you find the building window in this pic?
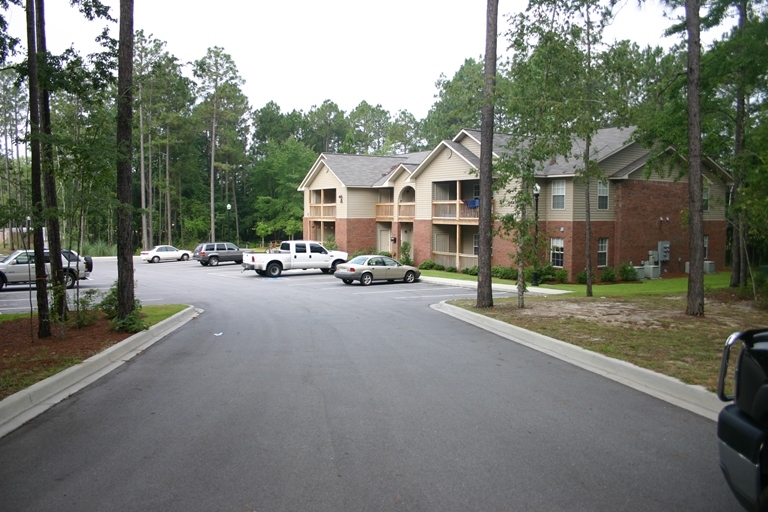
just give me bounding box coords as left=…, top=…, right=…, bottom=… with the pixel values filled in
left=550, top=238, right=564, bottom=267
left=597, top=238, right=608, bottom=266
left=704, top=234, right=709, bottom=260
left=598, top=181, right=609, bottom=210
left=473, top=234, right=479, bottom=255
left=473, top=183, right=480, bottom=200
left=552, top=180, right=565, bottom=210
left=703, top=186, right=710, bottom=211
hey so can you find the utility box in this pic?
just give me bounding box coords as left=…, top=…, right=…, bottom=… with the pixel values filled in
left=704, top=261, right=715, bottom=274
left=644, top=264, right=660, bottom=279
left=658, top=241, right=670, bottom=262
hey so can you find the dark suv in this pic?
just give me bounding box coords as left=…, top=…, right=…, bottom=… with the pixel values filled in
left=192, top=242, right=245, bottom=266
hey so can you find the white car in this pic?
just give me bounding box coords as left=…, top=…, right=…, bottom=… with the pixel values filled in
left=140, top=245, right=191, bottom=263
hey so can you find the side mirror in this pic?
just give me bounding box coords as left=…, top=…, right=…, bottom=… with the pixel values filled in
left=717, top=332, right=743, bottom=402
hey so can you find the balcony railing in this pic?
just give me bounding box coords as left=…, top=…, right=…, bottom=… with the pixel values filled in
left=375, top=203, right=394, bottom=219
left=432, top=200, right=483, bottom=221
left=398, top=202, right=415, bottom=219
left=309, top=204, right=336, bottom=218
left=433, top=251, right=478, bottom=270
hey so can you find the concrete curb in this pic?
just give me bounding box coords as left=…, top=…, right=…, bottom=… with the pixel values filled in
left=432, top=301, right=722, bottom=421
left=419, top=276, right=571, bottom=295
left=0, top=305, right=203, bottom=439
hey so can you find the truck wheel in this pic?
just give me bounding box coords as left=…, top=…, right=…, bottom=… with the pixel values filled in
left=331, top=260, right=344, bottom=273
left=342, top=279, right=353, bottom=285
left=64, top=271, right=77, bottom=289
left=360, top=273, right=373, bottom=286
left=208, top=256, right=219, bottom=266
left=404, top=271, right=416, bottom=283
left=266, top=262, right=282, bottom=277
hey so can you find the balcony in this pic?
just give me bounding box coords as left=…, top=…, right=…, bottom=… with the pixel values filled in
left=309, top=204, right=337, bottom=218
left=398, top=202, right=415, bottom=220
left=375, top=202, right=394, bottom=220
left=432, top=200, right=484, bottom=223
left=433, top=251, right=478, bottom=270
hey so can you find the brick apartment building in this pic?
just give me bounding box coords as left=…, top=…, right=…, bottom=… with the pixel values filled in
left=298, top=127, right=730, bottom=281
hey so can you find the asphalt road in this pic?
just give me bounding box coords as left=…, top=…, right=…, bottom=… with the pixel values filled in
left=0, top=258, right=739, bottom=511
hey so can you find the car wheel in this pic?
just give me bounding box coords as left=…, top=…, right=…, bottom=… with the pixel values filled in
left=151, top=256, right=160, bottom=263
left=208, top=256, right=219, bottom=266
left=266, top=262, right=282, bottom=277
left=84, top=255, right=94, bottom=272
left=342, top=279, right=353, bottom=285
left=200, top=261, right=208, bottom=266
left=0, top=277, right=5, bottom=291
left=404, top=271, right=416, bottom=283
left=64, top=271, right=76, bottom=289
left=181, top=253, right=189, bottom=261
left=360, top=273, right=373, bottom=286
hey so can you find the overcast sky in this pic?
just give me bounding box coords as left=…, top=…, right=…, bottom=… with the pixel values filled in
left=7, top=0, right=691, bottom=120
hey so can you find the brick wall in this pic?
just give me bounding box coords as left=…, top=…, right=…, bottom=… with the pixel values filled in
left=413, top=220, right=432, bottom=264
left=335, top=218, right=377, bottom=255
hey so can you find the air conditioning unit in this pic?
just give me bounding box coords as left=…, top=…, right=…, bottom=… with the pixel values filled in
left=704, top=261, right=715, bottom=274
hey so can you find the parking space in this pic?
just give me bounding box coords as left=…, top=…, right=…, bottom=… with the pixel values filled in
left=0, top=256, right=513, bottom=314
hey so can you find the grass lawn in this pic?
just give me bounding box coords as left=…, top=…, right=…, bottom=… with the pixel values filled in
left=433, top=270, right=768, bottom=392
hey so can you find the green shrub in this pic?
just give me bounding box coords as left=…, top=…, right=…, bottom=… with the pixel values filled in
left=72, top=289, right=102, bottom=328
left=352, top=246, right=377, bottom=258
left=433, top=264, right=446, bottom=271
left=399, top=242, right=413, bottom=266
left=554, top=269, right=569, bottom=283
left=492, top=265, right=517, bottom=280
left=379, top=251, right=392, bottom=257
left=619, top=262, right=639, bottom=281
left=324, top=235, right=338, bottom=250
left=461, top=266, right=479, bottom=276
left=82, top=240, right=116, bottom=257
left=445, top=266, right=457, bottom=273
left=600, top=266, right=617, bottom=283
left=419, top=260, right=437, bottom=270
left=576, top=269, right=595, bottom=285
left=537, top=262, right=557, bottom=282
left=99, top=280, right=146, bottom=332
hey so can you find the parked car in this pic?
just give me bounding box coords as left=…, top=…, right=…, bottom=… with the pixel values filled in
left=717, top=328, right=768, bottom=511
left=192, top=242, right=245, bottom=266
left=140, top=245, right=191, bottom=263
left=0, top=248, right=92, bottom=290
left=334, top=255, right=420, bottom=285
left=241, top=240, right=347, bottom=277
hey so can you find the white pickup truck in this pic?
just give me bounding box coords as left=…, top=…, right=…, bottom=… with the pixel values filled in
left=241, top=240, right=348, bottom=278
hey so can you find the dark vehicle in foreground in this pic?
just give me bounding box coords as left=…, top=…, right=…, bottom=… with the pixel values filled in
left=717, top=328, right=768, bottom=511
left=0, top=249, right=92, bottom=290
left=334, top=255, right=420, bottom=286
left=192, top=242, right=245, bottom=266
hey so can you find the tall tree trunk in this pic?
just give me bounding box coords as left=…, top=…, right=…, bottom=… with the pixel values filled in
left=138, top=84, right=147, bottom=250
left=166, top=130, right=172, bottom=245
left=685, top=0, right=705, bottom=316
left=209, top=91, right=218, bottom=242
left=730, top=0, right=748, bottom=288
left=26, top=0, right=50, bottom=337
left=230, top=176, right=239, bottom=244
left=116, top=0, right=135, bottom=322
left=35, top=0, right=65, bottom=319
left=476, top=0, right=498, bottom=309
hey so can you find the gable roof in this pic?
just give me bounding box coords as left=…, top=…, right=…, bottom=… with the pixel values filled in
left=537, top=126, right=638, bottom=177
left=408, top=140, right=481, bottom=181
left=298, top=152, right=429, bottom=190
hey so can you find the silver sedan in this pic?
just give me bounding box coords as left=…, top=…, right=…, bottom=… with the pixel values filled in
left=140, top=245, right=191, bottom=263
left=334, top=255, right=420, bottom=286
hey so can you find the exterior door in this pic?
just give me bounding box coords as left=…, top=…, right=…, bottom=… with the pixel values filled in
left=378, top=229, right=391, bottom=254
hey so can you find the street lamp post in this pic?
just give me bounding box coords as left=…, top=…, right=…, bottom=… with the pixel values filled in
left=532, top=183, right=541, bottom=287
left=226, top=204, right=232, bottom=240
